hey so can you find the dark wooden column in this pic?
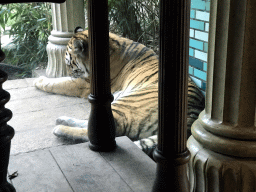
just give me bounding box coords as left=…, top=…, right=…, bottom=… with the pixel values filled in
left=152, top=0, right=191, bottom=191
left=87, top=0, right=116, bottom=151
left=0, top=2, right=64, bottom=191
left=0, top=49, right=16, bottom=192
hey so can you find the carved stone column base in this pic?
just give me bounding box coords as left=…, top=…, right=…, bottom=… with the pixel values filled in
left=188, top=135, right=256, bottom=192
left=46, top=43, right=67, bottom=77
left=46, top=31, right=73, bottom=77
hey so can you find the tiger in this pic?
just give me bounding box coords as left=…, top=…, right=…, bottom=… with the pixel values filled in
left=34, top=27, right=205, bottom=158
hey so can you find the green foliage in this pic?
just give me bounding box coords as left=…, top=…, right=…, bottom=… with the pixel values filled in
left=0, top=3, right=52, bottom=77
left=85, top=0, right=159, bottom=53
left=108, top=0, right=159, bottom=54
left=0, top=0, right=159, bottom=78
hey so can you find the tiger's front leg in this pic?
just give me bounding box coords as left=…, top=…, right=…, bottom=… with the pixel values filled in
left=33, top=76, right=90, bottom=98
left=53, top=116, right=89, bottom=142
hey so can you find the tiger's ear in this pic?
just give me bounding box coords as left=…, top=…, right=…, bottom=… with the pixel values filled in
left=74, top=26, right=84, bottom=33
left=73, top=39, right=88, bottom=57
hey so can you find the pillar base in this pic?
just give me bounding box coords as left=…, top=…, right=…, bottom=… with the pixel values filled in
left=46, top=42, right=68, bottom=78
left=188, top=135, right=256, bottom=192
left=191, top=111, right=256, bottom=158
left=46, top=31, right=73, bottom=78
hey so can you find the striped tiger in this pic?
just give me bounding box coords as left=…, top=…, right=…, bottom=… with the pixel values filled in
left=34, top=27, right=205, bottom=158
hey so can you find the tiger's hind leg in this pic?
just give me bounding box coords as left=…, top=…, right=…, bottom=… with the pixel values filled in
left=56, top=116, right=88, bottom=128
left=53, top=116, right=89, bottom=142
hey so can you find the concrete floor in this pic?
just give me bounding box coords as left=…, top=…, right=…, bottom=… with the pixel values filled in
left=3, top=78, right=91, bottom=155
left=3, top=77, right=157, bottom=191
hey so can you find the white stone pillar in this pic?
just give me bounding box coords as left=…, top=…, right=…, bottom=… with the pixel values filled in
left=46, top=0, right=85, bottom=77
left=187, top=0, right=256, bottom=191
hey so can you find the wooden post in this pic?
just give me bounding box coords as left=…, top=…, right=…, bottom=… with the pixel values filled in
left=0, top=2, right=64, bottom=191
left=87, top=0, right=116, bottom=152
left=152, top=0, right=191, bottom=191
left=0, top=48, right=16, bottom=191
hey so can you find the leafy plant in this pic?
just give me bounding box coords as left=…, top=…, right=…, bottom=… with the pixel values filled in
left=0, top=0, right=159, bottom=78
left=0, top=3, right=52, bottom=77
left=0, top=5, right=13, bottom=31
left=108, top=0, right=159, bottom=54
left=85, top=0, right=159, bottom=53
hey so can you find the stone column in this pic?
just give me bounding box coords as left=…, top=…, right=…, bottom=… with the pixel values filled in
left=46, top=0, right=85, bottom=77
left=187, top=0, right=256, bottom=191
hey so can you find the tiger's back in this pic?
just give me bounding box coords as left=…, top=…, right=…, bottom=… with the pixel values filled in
left=34, top=28, right=205, bottom=157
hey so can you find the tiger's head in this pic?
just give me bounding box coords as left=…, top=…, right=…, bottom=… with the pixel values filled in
left=65, top=27, right=132, bottom=80
left=65, top=27, right=90, bottom=79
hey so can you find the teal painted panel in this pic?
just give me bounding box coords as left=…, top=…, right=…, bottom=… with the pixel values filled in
left=191, top=0, right=205, bottom=10
left=190, top=39, right=204, bottom=50
left=189, top=48, right=194, bottom=56
left=189, top=66, right=194, bottom=75
left=195, top=30, right=209, bottom=42
left=203, top=62, right=207, bottom=71
left=189, top=56, right=203, bottom=70
left=191, top=10, right=195, bottom=18
left=202, top=82, right=207, bottom=91
left=191, top=76, right=202, bottom=88
left=205, top=23, right=209, bottom=32
left=194, top=68, right=207, bottom=81
left=190, top=29, right=195, bottom=37
left=204, top=42, right=208, bottom=52
left=195, top=10, right=210, bottom=22
left=206, top=2, right=210, bottom=11
left=190, top=19, right=205, bottom=30
left=195, top=50, right=208, bottom=62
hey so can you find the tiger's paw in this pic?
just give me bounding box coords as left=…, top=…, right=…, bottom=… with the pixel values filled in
left=53, top=125, right=89, bottom=142
left=33, top=76, right=52, bottom=91
left=133, top=135, right=158, bottom=159
left=56, top=116, right=88, bottom=128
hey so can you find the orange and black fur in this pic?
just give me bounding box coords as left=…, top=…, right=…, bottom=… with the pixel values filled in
left=34, top=27, right=205, bottom=157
